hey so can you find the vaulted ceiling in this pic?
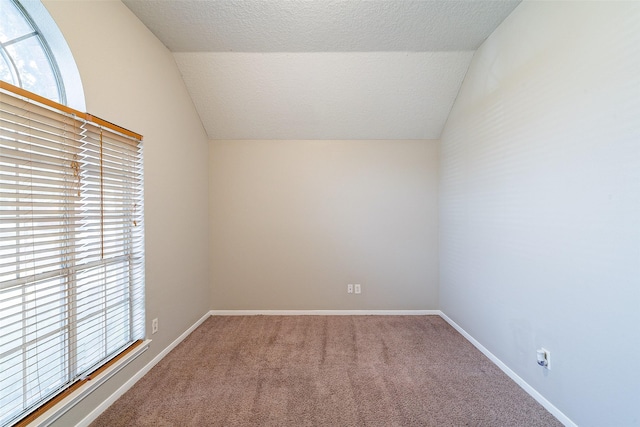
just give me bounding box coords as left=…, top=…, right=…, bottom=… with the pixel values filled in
left=123, top=0, right=521, bottom=140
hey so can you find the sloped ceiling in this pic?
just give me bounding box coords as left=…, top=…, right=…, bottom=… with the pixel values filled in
left=123, top=0, right=521, bottom=140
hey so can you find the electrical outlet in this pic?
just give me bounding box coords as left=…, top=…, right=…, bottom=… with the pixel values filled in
left=347, top=284, right=353, bottom=294
left=537, top=348, right=550, bottom=369
left=152, top=318, right=158, bottom=334
left=354, top=284, right=361, bottom=294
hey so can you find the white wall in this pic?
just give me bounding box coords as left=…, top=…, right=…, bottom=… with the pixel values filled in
left=42, top=1, right=211, bottom=425
left=439, top=2, right=640, bottom=426
left=210, top=140, right=439, bottom=310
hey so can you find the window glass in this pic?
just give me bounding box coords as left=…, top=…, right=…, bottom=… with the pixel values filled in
left=0, top=51, right=15, bottom=83
left=6, top=36, right=58, bottom=101
left=0, top=0, right=34, bottom=42
left=0, top=0, right=70, bottom=104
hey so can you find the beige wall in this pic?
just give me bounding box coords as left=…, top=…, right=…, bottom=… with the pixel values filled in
left=210, top=140, right=438, bottom=310
left=43, top=1, right=211, bottom=425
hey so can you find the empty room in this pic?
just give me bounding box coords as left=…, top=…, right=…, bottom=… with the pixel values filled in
left=0, top=0, right=638, bottom=426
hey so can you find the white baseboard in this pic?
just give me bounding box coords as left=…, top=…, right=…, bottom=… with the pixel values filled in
left=75, top=311, right=212, bottom=427
left=438, top=312, right=576, bottom=427
left=209, top=309, right=440, bottom=316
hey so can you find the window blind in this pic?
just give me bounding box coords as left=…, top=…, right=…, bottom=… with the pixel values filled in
left=0, top=82, right=144, bottom=427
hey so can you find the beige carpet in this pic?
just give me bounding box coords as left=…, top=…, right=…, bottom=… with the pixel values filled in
left=91, top=316, right=562, bottom=426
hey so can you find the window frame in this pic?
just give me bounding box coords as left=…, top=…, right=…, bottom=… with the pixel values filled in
left=0, top=81, right=146, bottom=427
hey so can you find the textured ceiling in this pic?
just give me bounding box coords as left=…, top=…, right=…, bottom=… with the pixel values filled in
left=175, top=52, right=474, bottom=140
left=123, top=0, right=521, bottom=140
left=123, top=1, right=520, bottom=53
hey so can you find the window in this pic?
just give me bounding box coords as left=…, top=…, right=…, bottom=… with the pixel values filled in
left=0, top=0, right=85, bottom=110
left=1, top=3, right=143, bottom=425
left=0, top=82, right=145, bottom=426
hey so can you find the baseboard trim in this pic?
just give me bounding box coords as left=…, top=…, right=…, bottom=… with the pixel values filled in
left=439, top=312, right=576, bottom=427
left=209, top=309, right=440, bottom=316
left=75, top=311, right=212, bottom=427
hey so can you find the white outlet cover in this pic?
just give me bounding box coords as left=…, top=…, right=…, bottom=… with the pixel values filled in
left=537, top=348, right=550, bottom=369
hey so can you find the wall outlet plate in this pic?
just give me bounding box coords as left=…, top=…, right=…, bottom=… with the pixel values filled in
left=537, top=348, right=550, bottom=369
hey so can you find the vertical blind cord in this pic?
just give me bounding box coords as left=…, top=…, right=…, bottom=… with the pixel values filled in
left=68, top=117, right=76, bottom=384
left=100, top=128, right=104, bottom=260
left=26, top=100, right=34, bottom=411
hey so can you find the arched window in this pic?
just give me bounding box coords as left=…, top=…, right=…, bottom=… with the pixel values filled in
left=0, top=0, right=85, bottom=109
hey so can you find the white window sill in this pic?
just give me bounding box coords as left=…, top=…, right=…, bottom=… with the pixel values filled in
left=30, top=339, right=151, bottom=427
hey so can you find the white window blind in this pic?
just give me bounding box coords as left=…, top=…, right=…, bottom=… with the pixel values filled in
left=0, top=82, right=144, bottom=427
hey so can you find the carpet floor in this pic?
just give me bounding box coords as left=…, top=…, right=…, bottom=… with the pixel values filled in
left=90, top=316, right=562, bottom=426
